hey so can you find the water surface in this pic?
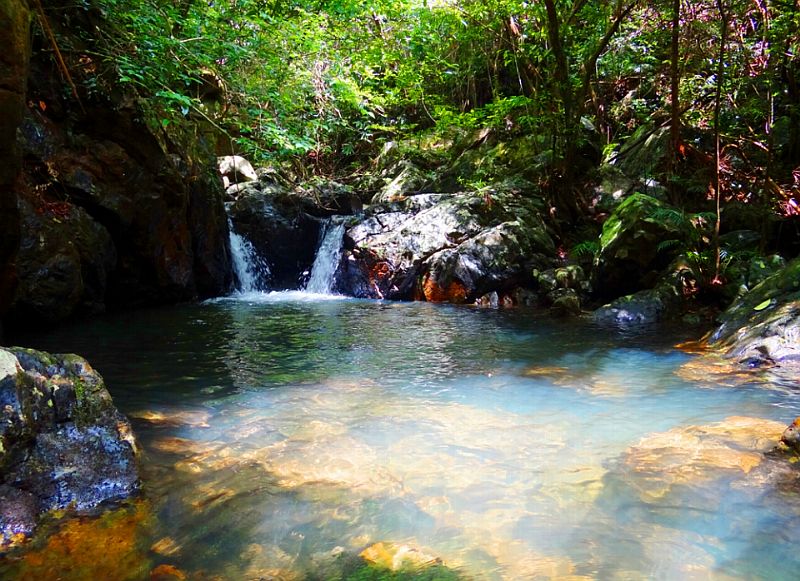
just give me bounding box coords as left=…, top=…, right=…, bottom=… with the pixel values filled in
left=6, top=295, right=800, bottom=579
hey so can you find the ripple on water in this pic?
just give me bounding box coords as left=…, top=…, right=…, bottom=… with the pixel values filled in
left=5, top=300, right=800, bottom=579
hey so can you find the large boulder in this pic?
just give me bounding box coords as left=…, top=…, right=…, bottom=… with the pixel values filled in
left=709, top=256, right=800, bottom=370
left=337, top=183, right=555, bottom=302
left=2, top=3, right=233, bottom=326
left=593, top=193, right=683, bottom=300
left=0, top=347, right=139, bottom=546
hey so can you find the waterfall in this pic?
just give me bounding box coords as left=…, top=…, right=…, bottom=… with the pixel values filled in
left=305, top=220, right=345, bottom=295
left=228, top=218, right=270, bottom=293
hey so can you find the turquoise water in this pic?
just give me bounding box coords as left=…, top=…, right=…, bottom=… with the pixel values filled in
left=7, top=293, right=800, bottom=579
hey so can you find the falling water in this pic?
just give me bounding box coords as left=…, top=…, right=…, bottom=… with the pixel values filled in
left=305, top=220, right=345, bottom=295
left=228, top=218, right=270, bottom=293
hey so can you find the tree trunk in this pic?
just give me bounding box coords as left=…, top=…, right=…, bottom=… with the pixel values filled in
left=668, top=0, right=681, bottom=204
left=712, top=0, right=728, bottom=284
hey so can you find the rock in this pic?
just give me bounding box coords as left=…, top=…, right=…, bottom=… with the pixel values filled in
left=593, top=193, right=684, bottom=300
left=0, top=347, right=139, bottom=546
left=217, top=155, right=257, bottom=188
left=339, top=185, right=555, bottom=302
left=10, top=196, right=116, bottom=322
left=2, top=6, right=233, bottom=326
left=617, top=416, right=787, bottom=502
left=589, top=166, right=636, bottom=215
left=0, top=486, right=39, bottom=547
left=593, top=283, right=680, bottom=326
left=359, top=542, right=441, bottom=572
left=550, top=288, right=582, bottom=316
left=709, top=256, right=800, bottom=370
left=3, top=501, right=152, bottom=579
left=614, top=125, right=669, bottom=180
left=371, top=160, right=431, bottom=204
left=228, top=186, right=321, bottom=289
left=781, top=417, right=800, bottom=451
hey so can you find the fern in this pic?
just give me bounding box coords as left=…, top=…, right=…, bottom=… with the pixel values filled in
left=570, top=240, right=600, bottom=260
left=657, top=239, right=683, bottom=253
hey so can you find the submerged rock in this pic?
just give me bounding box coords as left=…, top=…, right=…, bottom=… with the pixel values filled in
left=0, top=347, right=139, bottom=547
left=617, top=416, right=787, bottom=502
left=359, top=541, right=442, bottom=572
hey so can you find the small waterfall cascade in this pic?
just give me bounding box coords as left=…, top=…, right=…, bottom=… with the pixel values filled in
left=305, top=220, right=346, bottom=295
left=228, top=218, right=271, bottom=293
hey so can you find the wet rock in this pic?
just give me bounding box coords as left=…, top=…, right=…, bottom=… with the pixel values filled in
left=0, top=347, right=139, bottom=546
left=709, top=256, right=800, bottom=371
left=550, top=288, right=582, bottom=317
left=618, top=416, right=786, bottom=502
left=360, top=541, right=441, bottom=572
left=11, top=196, right=116, bottom=322
left=2, top=501, right=152, bottom=579
left=0, top=486, right=39, bottom=547
left=339, top=184, right=555, bottom=302
left=593, top=283, right=680, bottom=326
left=781, top=417, right=800, bottom=452
left=593, top=193, right=684, bottom=300
left=227, top=187, right=321, bottom=289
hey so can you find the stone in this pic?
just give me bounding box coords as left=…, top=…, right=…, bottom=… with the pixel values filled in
left=593, top=193, right=684, bottom=300
left=709, top=256, right=800, bottom=370
left=0, top=485, right=40, bottom=547
left=359, top=542, right=441, bottom=572
left=2, top=14, right=233, bottom=325
left=593, top=284, right=680, bottom=326
left=217, top=155, right=257, bottom=187
left=338, top=185, right=555, bottom=302
left=781, top=417, right=800, bottom=451
left=618, top=416, right=787, bottom=502
left=550, top=288, right=582, bottom=316
left=0, top=347, right=139, bottom=546
left=228, top=187, right=321, bottom=289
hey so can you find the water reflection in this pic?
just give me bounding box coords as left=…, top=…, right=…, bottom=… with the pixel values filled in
left=5, top=299, right=800, bottom=579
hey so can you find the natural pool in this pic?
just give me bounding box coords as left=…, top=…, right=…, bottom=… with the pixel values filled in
left=4, top=293, right=800, bottom=580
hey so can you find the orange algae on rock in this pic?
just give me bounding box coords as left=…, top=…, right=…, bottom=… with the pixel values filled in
left=422, top=274, right=468, bottom=303
left=150, top=563, right=188, bottom=580
left=10, top=501, right=153, bottom=581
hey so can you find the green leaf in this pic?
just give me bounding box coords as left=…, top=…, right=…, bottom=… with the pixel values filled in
left=754, top=299, right=772, bottom=311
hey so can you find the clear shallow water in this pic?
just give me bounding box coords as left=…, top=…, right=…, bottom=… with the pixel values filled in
left=6, top=295, right=800, bottom=579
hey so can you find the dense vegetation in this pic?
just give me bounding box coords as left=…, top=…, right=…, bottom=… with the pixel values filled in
left=38, top=0, right=800, bottom=296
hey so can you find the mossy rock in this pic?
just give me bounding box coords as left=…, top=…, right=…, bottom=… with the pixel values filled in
left=594, top=193, right=684, bottom=299
left=710, top=257, right=800, bottom=368
left=0, top=347, right=139, bottom=547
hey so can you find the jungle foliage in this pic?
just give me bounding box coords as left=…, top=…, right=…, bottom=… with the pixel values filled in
left=38, top=1, right=800, bottom=231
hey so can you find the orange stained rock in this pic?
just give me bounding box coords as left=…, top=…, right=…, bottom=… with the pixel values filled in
left=11, top=501, right=153, bottom=581
left=675, top=336, right=711, bottom=354
left=150, top=563, right=188, bottom=580
left=422, top=274, right=468, bottom=303
left=360, top=541, right=441, bottom=571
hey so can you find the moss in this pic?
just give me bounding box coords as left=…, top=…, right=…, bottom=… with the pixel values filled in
left=343, top=563, right=464, bottom=581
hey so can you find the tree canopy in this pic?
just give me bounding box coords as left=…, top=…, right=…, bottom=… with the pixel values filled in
left=45, top=0, right=800, bottom=217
